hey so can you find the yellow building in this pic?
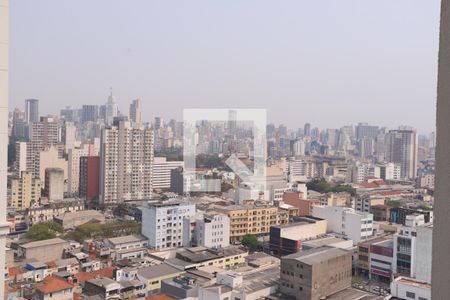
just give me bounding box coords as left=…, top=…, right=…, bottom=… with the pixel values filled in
left=10, top=171, right=41, bottom=210
left=169, top=246, right=248, bottom=270
left=136, top=263, right=184, bottom=293
left=216, top=202, right=290, bottom=242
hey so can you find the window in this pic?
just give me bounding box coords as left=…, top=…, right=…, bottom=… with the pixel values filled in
left=406, top=291, right=415, bottom=298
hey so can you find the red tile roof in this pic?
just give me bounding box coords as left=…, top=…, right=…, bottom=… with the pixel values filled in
left=146, top=295, right=177, bottom=300
left=75, top=266, right=116, bottom=284
left=37, top=276, right=74, bottom=294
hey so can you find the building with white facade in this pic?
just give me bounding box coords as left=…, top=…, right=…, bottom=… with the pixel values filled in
left=347, top=163, right=380, bottom=184
left=67, top=143, right=98, bottom=195
left=99, top=120, right=153, bottom=204
left=152, top=157, right=184, bottom=190
left=14, top=141, right=27, bottom=178
left=141, top=200, right=196, bottom=250
left=312, top=206, right=373, bottom=243
left=193, top=213, right=230, bottom=249
left=390, top=277, right=431, bottom=300
left=287, top=159, right=314, bottom=182
left=380, top=162, right=401, bottom=181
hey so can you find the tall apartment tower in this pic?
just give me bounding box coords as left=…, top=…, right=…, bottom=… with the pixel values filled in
left=129, top=98, right=142, bottom=126
left=385, top=130, right=418, bottom=179
left=29, top=117, right=62, bottom=178
left=100, top=120, right=154, bottom=204
left=81, top=105, right=99, bottom=123
left=25, top=98, right=39, bottom=124
left=0, top=0, right=9, bottom=297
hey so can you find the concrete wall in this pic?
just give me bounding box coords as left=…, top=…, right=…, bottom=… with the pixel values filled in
left=0, top=0, right=8, bottom=298
left=432, top=1, right=450, bottom=297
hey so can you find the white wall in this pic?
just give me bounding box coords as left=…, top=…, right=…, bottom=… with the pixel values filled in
left=415, top=226, right=432, bottom=283
left=390, top=279, right=431, bottom=300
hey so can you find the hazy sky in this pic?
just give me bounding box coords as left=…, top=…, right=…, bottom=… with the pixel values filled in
left=10, top=0, right=440, bottom=133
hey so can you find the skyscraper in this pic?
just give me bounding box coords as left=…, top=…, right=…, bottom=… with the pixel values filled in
left=129, top=98, right=142, bottom=126
left=355, top=122, right=379, bottom=140
left=105, top=89, right=118, bottom=125
left=99, top=120, right=154, bottom=204
left=81, top=104, right=99, bottom=123
left=385, top=130, right=418, bottom=179
left=25, top=98, right=39, bottom=124
left=303, top=122, right=311, bottom=137
left=0, top=1, right=9, bottom=296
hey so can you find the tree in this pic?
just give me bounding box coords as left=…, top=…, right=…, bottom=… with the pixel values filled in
left=242, top=234, right=260, bottom=252
left=26, top=222, right=64, bottom=241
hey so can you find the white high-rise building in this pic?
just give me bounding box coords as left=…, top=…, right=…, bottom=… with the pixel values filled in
left=100, top=120, right=154, bottom=204
left=105, top=89, right=118, bottom=125
left=0, top=1, right=9, bottom=296
left=68, top=144, right=98, bottom=195
left=141, top=200, right=196, bottom=250
left=293, top=139, right=306, bottom=156
left=385, top=130, right=418, bottom=179
left=129, top=98, right=142, bottom=126
left=14, top=141, right=27, bottom=178
left=152, top=157, right=184, bottom=190
left=194, top=213, right=230, bottom=249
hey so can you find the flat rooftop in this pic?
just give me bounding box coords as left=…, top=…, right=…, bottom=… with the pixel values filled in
left=20, top=238, right=68, bottom=249
left=327, top=288, right=386, bottom=299
left=283, top=246, right=349, bottom=265
left=107, top=234, right=147, bottom=245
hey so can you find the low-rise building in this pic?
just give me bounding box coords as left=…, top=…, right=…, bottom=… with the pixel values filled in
left=280, top=246, right=352, bottom=300
left=312, top=206, right=373, bottom=243
left=16, top=238, right=69, bottom=262
left=390, top=277, right=431, bottom=300
left=137, top=263, right=184, bottom=295
left=35, top=276, right=74, bottom=300
left=215, top=202, right=289, bottom=242
left=83, top=276, right=122, bottom=299
left=26, top=198, right=84, bottom=226
left=54, top=210, right=105, bottom=230
left=171, top=246, right=248, bottom=270
left=106, top=234, right=148, bottom=251
left=269, top=216, right=327, bottom=256
left=193, top=213, right=230, bottom=249
left=371, top=205, right=391, bottom=222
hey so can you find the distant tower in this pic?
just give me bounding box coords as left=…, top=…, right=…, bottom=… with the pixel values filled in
left=129, top=98, right=142, bottom=126
left=385, top=130, right=418, bottom=179
left=0, top=1, right=9, bottom=297
left=105, top=88, right=118, bottom=125
left=25, top=98, right=39, bottom=124
left=303, top=123, right=311, bottom=137
left=227, top=109, right=237, bottom=135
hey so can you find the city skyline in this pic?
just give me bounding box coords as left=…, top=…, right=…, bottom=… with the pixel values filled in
left=9, top=0, right=440, bottom=133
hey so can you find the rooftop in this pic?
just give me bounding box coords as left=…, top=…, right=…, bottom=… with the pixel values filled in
left=37, top=276, right=73, bottom=294
left=107, top=234, right=147, bottom=246
left=394, top=276, right=432, bottom=289
left=20, top=238, right=68, bottom=249
left=283, top=246, right=349, bottom=265
left=137, top=263, right=182, bottom=279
